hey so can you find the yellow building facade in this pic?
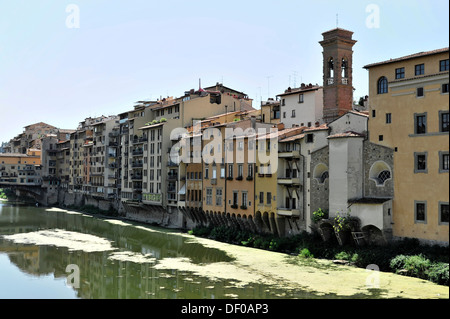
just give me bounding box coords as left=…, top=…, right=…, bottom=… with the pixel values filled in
left=364, top=48, right=449, bottom=244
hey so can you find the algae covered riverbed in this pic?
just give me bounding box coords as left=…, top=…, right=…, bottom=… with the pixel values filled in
left=0, top=204, right=447, bottom=299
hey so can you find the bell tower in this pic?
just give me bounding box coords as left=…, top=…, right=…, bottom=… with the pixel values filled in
left=319, top=28, right=357, bottom=123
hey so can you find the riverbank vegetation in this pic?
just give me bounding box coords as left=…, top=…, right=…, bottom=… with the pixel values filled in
left=188, top=225, right=449, bottom=286
left=0, top=188, right=14, bottom=200
left=0, top=188, right=7, bottom=200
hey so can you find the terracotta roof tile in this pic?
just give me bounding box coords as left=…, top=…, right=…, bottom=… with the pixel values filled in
left=363, top=47, right=449, bottom=69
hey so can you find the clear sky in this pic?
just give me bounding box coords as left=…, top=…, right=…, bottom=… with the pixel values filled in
left=0, top=0, right=448, bottom=143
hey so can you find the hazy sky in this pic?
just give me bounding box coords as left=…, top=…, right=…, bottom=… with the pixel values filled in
left=0, top=0, right=448, bottom=143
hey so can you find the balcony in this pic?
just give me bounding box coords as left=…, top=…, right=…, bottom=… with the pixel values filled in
left=132, top=162, right=143, bottom=168
left=131, top=174, right=143, bottom=180
left=278, top=150, right=300, bottom=158
left=132, top=149, right=143, bottom=156
left=277, top=208, right=300, bottom=217
left=167, top=174, right=178, bottom=181
left=108, top=163, right=118, bottom=169
left=133, top=136, right=148, bottom=144
left=142, top=193, right=162, bottom=205
left=277, top=176, right=301, bottom=185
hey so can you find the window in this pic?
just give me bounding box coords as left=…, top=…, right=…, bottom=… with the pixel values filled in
left=440, top=59, right=449, bottom=72
left=395, top=67, right=405, bottom=79
left=386, top=113, right=392, bottom=124
left=281, top=99, right=285, bottom=106
left=442, top=83, right=449, bottom=94
left=283, top=112, right=286, bottom=118
left=372, top=109, right=376, bottom=117
left=292, top=110, right=296, bottom=118
left=205, top=166, right=209, bottom=179
left=242, top=192, right=248, bottom=208
left=440, top=111, right=449, bottom=132
left=299, top=94, right=304, bottom=103
left=416, top=87, right=424, bottom=97
left=248, top=164, right=253, bottom=177
left=320, top=171, right=329, bottom=184
left=259, top=192, right=264, bottom=204
left=220, top=166, right=225, bottom=178
left=377, top=77, right=388, bottom=94
left=238, top=164, right=243, bottom=178
left=415, top=201, right=427, bottom=223
left=212, top=166, right=217, bottom=179
left=379, top=135, right=383, bottom=141
left=267, top=192, right=272, bottom=205
left=440, top=152, right=449, bottom=173
left=439, top=202, right=449, bottom=225
left=377, top=170, right=391, bottom=184
left=228, top=164, right=233, bottom=178
left=415, top=152, right=428, bottom=173
left=415, top=64, right=424, bottom=76
left=206, top=188, right=212, bottom=205
left=233, top=191, right=239, bottom=206
left=216, top=188, right=222, bottom=206
left=415, top=114, right=427, bottom=134
left=306, top=134, right=314, bottom=143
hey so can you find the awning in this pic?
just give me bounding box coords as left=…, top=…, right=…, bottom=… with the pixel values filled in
left=178, top=184, right=186, bottom=195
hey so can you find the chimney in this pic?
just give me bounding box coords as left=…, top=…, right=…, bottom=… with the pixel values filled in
left=250, top=115, right=256, bottom=129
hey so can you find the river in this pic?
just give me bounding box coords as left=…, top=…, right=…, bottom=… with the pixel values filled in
left=0, top=201, right=448, bottom=299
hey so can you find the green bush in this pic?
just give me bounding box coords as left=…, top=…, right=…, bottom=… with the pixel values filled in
left=427, top=262, right=449, bottom=286
left=298, top=248, right=314, bottom=259
left=335, top=251, right=351, bottom=260
left=312, top=208, right=328, bottom=223
left=390, top=254, right=449, bottom=285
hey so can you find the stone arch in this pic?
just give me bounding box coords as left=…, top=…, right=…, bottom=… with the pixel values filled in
left=313, top=163, right=329, bottom=185
left=369, top=160, right=392, bottom=187
left=317, top=220, right=334, bottom=242
left=361, top=224, right=387, bottom=245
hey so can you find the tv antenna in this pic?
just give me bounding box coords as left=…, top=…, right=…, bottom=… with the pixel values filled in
left=266, top=75, right=273, bottom=99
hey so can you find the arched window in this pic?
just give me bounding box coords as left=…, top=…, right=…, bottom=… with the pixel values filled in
left=313, top=163, right=329, bottom=185
left=341, top=58, right=348, bottom=78
left=377, top=77, right=388, bottom=94
left=320, top=171, right=329, bottom=184
left=377, top=170, right=391, bottom=184
left=369, top=161, right=392, bottom=186
left=328, top=57, right=334, bottom=78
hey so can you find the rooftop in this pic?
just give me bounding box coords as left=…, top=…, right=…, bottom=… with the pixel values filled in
left=327, top=131, right=365, bottom=139
left=363, top=47, right=449, bottom=69
left=277, top=84, right=322, bottom=97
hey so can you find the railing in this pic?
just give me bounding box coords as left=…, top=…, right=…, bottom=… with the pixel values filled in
left=133, top=136, right=148, bottom=144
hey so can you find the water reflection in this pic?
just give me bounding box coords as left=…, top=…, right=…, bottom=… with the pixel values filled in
left=0, top=203, right=311, bottom=299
